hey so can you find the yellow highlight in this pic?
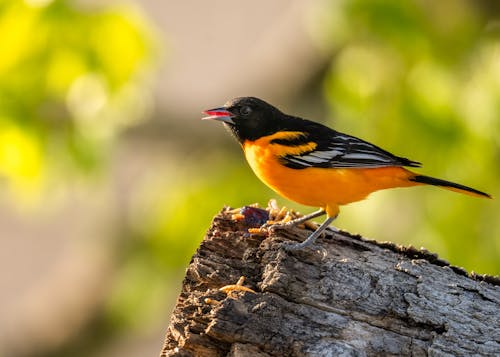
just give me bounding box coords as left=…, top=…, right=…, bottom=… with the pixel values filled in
left=92, top=11, right=151, bottom=87
left=0, top=123, right=43, bottom=194
left=0, top=3, right=38, bottom=75
left=46, top=49, right=88, bottom=96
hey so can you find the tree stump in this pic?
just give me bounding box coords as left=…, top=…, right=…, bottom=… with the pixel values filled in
left=160, top=206, right=500, bottom=356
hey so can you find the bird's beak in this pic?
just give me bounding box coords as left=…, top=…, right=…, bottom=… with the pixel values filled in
left=201, top=107, right=235, bottom=124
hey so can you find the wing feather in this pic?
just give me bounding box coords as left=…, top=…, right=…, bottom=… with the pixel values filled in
left=279, top=128, right=420, bottom=169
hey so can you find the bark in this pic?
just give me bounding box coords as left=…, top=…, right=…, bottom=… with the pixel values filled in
left=160, top=207, right=500, bottom=357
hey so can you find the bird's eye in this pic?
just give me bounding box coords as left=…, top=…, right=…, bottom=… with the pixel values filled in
left=240, top=106, right=252, bottom=116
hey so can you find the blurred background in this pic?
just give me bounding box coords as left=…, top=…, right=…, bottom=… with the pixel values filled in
left=1, top=0, right=499, bottom=356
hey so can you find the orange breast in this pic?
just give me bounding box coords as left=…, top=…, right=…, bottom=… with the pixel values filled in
left=243, top=136, right=416, bottom=216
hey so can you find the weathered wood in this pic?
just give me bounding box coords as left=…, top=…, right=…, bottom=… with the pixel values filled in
left=161, top=207, right=500, bottom=356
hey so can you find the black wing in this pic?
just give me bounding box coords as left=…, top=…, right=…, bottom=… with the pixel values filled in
left=278, top=120, right=421, bottom=169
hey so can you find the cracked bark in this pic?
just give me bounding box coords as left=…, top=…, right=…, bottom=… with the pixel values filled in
left=160, top=207, right=500, bottom=356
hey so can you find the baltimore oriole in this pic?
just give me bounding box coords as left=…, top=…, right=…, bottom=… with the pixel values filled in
left=202, top=97, right=491, bottom=250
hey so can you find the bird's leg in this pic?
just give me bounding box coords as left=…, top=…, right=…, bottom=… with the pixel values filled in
left=264, top=208, right=325, bottom=229
left=280, top=208, right=326, bottom=227
left=283, top=215, right=337, bottom=250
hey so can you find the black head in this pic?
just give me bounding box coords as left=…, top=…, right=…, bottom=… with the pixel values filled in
left=202, top=97, right=285, bottom=142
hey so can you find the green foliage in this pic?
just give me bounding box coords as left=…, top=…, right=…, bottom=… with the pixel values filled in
left=313, top=0, right=500, bottom=274
left=0, top=0, right=156, bottom=197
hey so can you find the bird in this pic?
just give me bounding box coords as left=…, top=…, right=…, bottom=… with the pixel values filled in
left=202, top=97, right=491, bottom=250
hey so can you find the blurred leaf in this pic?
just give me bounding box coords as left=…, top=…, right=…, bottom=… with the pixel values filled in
left=0, top=0, right=158, bottom=199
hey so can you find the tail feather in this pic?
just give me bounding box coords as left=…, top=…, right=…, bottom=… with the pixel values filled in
left=409, top=175, right=491, bottom=199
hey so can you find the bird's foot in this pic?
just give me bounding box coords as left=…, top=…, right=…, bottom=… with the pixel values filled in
left=282, top=239, right=316, bottom=251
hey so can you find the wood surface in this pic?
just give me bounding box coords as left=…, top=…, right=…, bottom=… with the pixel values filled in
left=161, top=207, right=500, bottom=356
